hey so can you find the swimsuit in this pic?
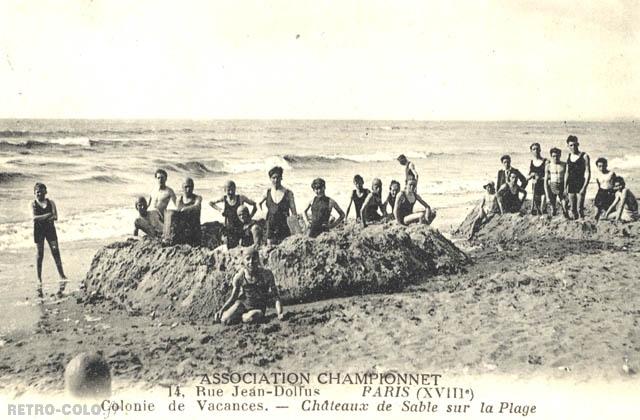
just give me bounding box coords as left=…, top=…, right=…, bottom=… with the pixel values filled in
left=223, top=196, right=243, bottom=248
left=396, top=192, right=416, bottom=221
left=265, top=189, right=291, bottom=243
left=566, top=152, right=586, bottom=194
left=241, top=221, right=257, bottom=247
left=499, top=185, right=522, bottom=213
left=594, top=172, right=615, bottom=211
left=362, top=192, right=383, bottom=223
left=240, top=268, right=273, bottom=312
left=351, top=189, right=370, bottom=221
left=309, top=196, right=331, bottom=238
left=178, top=196, right=201, bottom=245
left=33, top=199, right=58, bottom=244
left=529, top=159, right=546, bottom=196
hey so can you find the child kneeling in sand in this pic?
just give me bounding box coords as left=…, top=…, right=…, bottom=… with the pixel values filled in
left=469, top=181, right=498, bottom=240
left=133, top=197, right=164, bottom=238
left=603, top=176, right=639, bottom=222
left=214, top=247, right=284, bottom=325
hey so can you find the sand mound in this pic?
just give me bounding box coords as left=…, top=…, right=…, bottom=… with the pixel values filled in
left=453, top=205, right=640, bottom=245
left=82, top=223, right=469, bottom=320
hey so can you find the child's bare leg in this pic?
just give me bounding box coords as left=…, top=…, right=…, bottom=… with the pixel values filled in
left=403, top=212, right=426, bottom=225
left=241, top=309, right=265, bottom=324
left=48, top=240, right=66, bottom=280
left=221, top=301, right=246, bottom=325
left=35, top=241, right=45, bottom=296
left=567, top=193, right=578, bottom=219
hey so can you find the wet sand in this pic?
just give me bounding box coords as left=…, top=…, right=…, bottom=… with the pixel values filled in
left=0, top=225, right=638, bottom=397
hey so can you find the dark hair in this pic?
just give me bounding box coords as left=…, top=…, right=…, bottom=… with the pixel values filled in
left=549, top=147, right=561, bottom=156
left=155, top=168, right=168, bottom=178
left=135, top=196, right=148, bottom=206
left=372, top=178, right=382, bottom=187
left=224, top=180, right=236, bottom=189
left=390, top=180, right=400, bottom=189
left=353, top=174, right=364, bottom=184
left=500, top=154, right=511, bottom=163
left=595, top=157, right=608, bottom=167
left=614, top=176, right=626, bottom=188
left=566, top=135, right=578, bottom=144
left=311, top=178, right=325, bottom=189
left=34, top=182, right=47, bottom=193
left=530, top=142, right=541, bottom=151
left=397, top=154, right=407, bottom=162
left=268, top=166, right=283, bottom=178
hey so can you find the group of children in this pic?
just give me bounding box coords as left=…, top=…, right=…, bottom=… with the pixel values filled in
left=469, top=135, right=639, bottom=239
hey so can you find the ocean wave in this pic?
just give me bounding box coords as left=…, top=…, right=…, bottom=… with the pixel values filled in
left=609, top=154, right=640, bottom=170
left=0, top=137, right=92, bottom=148
left=283, top=154, right=356, bottom=167
left=153, top=160, right=227, bottom=176
left=72, top=175, right=128, bottom=184
left=0, top=172, right=31, bottom=184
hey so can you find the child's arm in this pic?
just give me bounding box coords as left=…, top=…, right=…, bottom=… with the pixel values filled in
left=361, top=194, right=374, bottom=227
left=496, top=186, right=506, bottom=214
left=603, top=194, right=620, bottom=219
left=393, top=194, right=404, bottom=225
left=214, top=271, right=243, bottom=322
left=415, top=193, right=431, bottom=212
left=328, top=199, right=345, bottom=229
left=345, top=197, right=353, bottom=219
left=241, top=196, right=258, bottom=217
left=179, top=195, right=202, bottom=213
left=169, top=188, right=177, bottom=205
left=544, top=162, right=551, bottom=198
left=287, top=190, right=297, bottom=216
left=209, top=197, right=224, bottom=212
left=616, top=190, right=628, bottom=221
left=303, top=201, right=313, bottom=223
left=258, top=195, right=267, bottom=212
left=49, top=200, right=59, bottom=221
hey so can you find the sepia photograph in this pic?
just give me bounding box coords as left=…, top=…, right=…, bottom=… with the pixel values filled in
left=0, top=1, right=638, bottom=418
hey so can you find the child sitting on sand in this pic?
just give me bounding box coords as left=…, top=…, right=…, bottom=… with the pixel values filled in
left=303, top=178, right=345, bottom=238
left=210, top=180, right=257, bottom=249
left=594, top=158, right=616, bottom=221
left=394, top=178, right=435, bottom=225
left=497, top=172, right=527, bottom=214
left=361, top=178, right=388, bottom=227
left=544, top=148, right=568, bottom=217
left=469, top=181, right=498, bottom=240
left=134, top=196, right=164, bottom=238
left=345, top=175, right=370, bottom=222
left=31, top=183, right=67, bottom=298
left=603, top=176, right=639, bottom=222
left=383, top=180, right=401, bottom=218
left=214, top=247, right=284, bottom=325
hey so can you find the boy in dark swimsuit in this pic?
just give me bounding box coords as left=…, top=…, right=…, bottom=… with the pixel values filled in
left=31, top=183, right=67, bottom=298
left=259, top=167, right=297, bottom=246
left=237, top=205, right=262, bottom=247
left=564, top=135, right=591, bottom=219
left=383, top=180, right=401, bottom=218
left=303, top=178, right=345, bottom=238
left=497, top=172, right=527, bottom=214
left=176, top=177, right=203, bottom=246
left=210, top=180, right=257, bottom=249
left=361, top=178, right=387, bottom=227
left=527, top=142, right=547, bottom=215
left=397, top=154, right=419, bottom=185
left=394, top=178, right=435, bottom=225
left=215, top=247, right=283, bottom=325
left=345, top=175, right=369, bottom=222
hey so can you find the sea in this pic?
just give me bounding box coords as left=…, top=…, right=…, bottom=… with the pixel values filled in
left=1, top=119, right=639, bottom=333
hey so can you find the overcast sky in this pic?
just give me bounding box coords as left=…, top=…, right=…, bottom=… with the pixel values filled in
left=1, top=0, right=638, bottom=120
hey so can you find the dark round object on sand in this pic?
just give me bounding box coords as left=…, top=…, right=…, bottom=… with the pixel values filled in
left=64, top=352, right=111, bottom=398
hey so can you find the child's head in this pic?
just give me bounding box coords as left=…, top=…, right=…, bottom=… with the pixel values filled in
left=406, top=178, right=418, bottom=192
left=182, top=177, right=194, bottom=195
left=236, top=204, right=251, bottom=224
left=613, top=176, right=626, bottom=190
left=34, top=182, right=47, bottom=198
left=353, top=175, right=364, bottom=189
left=242, top=246, right=260, bottom=272
left=268, top=166, right=283, bottom=185
left=549, top=147, right=561, bottom=162
left=483, top=181, right=495, bottom=194
left=371, top=178, right=382, bottom=194
left=389, top=180, right=400, bottom=196
left=530, top=143, right=541, bottom=155
left=595, top=157, right=608, bottom=172
left=135, top=196, right=148, bottom=215
left=155, top=169, right=168, bottom=186
left=397, top=154, right=408, bottom=165
left=224, top=180, right=236, bottom=196
left=500, top=155, right=511, bottom=168
left=311, top=178, right=326, bottom=196
left=508, top=171, right=518, bottom=183
left=566, top=135, right=579, bottom=151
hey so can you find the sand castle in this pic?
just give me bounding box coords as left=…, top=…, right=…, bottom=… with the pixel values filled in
left=81, top=223, right=469, bottom=320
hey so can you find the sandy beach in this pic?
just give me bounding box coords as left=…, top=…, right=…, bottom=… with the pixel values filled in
left=1, top=216, right=638, bottom=401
